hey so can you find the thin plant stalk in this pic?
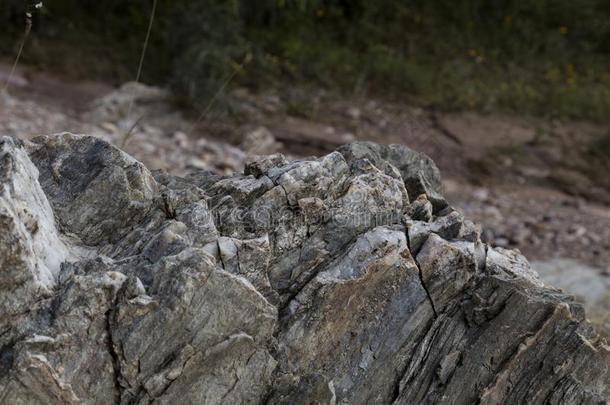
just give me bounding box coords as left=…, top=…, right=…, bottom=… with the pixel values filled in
left=122, top=0, right=158, bottom=147
left=2, top=12, right=33, bottom=93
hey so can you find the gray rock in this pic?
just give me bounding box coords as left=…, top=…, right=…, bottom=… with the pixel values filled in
left=1, top=134, right=608, bottom=404
left=406, top=209, right=470, bottom=254
left=338, top=141, right=448, bottom=212
left=245, top=153, right=288, bottom=178
left=216, top=234, right=278, bottom=302
left=240, top=126, right=281, bottom=156
left=407, top=193, right=433, bottom=222
left=27, top=133, right=158, bottom=246
left=0, top=136, right=72, bottom=325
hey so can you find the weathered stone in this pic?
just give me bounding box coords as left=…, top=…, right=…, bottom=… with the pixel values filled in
left=1, top=134, right=608, bottom=404
left=240, top=126, right=281, bottom=156
left=110, top=248, right=277, bottom=404
left=216, top=234, right=278, bottom=302
left=274, top=226, right=433, bottom=404
left=27, top=133, right=157, bottom=245
left=407, top=193, right=433, bottom=222
left=244, top=153, right=288, bottom=178
left=338, top=141, right=448, bottom=212
left=0, top=136, right=72, bottom=325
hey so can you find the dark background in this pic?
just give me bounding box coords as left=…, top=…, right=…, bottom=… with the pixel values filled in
left=2, top=0, right=610, bottom=121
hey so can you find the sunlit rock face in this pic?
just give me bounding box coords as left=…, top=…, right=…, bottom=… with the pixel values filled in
left=0, top=135, right=608, bottom=404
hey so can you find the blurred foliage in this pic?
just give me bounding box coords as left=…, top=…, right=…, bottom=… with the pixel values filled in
left=2, top=0, right=610, bottom=120
left=0, top=0, right=175, bottom=82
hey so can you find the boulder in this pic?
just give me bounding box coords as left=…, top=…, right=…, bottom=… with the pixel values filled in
left=0, top=134, right=608, bottom=404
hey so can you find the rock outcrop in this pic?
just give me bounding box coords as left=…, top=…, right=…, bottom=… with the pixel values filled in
left=0, top=134, right=608, bottom=404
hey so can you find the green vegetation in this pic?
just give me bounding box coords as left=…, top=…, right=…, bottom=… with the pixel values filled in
left=2, top=0, right=610, bottom=120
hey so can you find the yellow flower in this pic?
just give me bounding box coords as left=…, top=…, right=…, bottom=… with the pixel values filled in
left=316, top=8, right=325, bottom=17
left=545, top=67, right=561, bottom=82
left=504, top=15, right=512, bottom=25
left=559, top=26, right=568, bottom=34
left=468, top=49, right=477, bottom=57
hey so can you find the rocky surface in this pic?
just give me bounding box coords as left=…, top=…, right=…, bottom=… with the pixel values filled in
left=0, top=84, right=249, bottom=175
left=1, top=134, right=608, bottom=404
left=446, top=181, right=610, bottom=271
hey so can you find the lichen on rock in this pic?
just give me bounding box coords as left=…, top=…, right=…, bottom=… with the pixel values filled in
left=0, top=134, right=608, bottom=404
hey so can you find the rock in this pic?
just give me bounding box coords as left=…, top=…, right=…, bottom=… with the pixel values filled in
left=1, top=134, right=608, bottom=404
left=240, top=126, right=281, bottom=155
left=84, top=82, right=173, bottom=125
left=0, top=71, right=29, bottom=88
left=0, top=90, right=16, bottom=108
left=472, top=187, right=490, bottom=202
left=337, top=141, right=448, bottom=212
left=407, top=193, right=433, bottom=222
left=245, top=153, right=288, bottom=178
left=111, top=248, right=277, bottom=404
left=406, top=209, right=474, bottom=254
left=346, top=107, right=362, bottom=120
left=0, top=136, right=72, bottom=323
left=216, top=235, right=278, bottom=302
left=26, top=133, right=158, bottom=245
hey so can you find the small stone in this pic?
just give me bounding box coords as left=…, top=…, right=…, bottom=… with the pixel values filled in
left=346, top=107, right=361, bottom=120
left=407, top=194, right=433, bottom=222
left=241, top=126, right=281, bottom=155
